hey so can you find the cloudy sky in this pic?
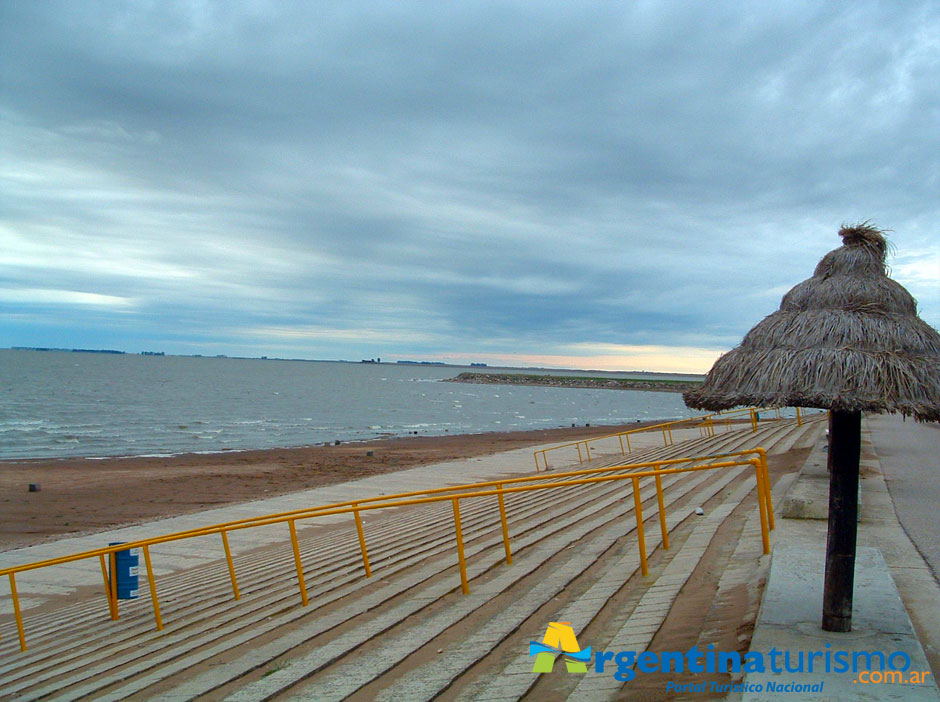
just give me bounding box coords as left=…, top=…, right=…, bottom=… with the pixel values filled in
left=2, top=1, right=938, bottom=373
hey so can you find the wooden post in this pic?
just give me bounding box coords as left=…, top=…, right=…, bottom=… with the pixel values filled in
left=822, top=410, right=861, bottom=632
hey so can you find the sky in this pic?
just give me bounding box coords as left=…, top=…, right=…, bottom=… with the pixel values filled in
left=2, top=1, right=938, bottom=373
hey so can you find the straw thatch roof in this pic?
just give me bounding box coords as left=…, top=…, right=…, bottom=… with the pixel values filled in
left=684, top=223, right=940, bottom=422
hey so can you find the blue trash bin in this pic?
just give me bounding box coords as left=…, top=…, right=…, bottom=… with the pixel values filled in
left=109, top=542, right=139, bottom=600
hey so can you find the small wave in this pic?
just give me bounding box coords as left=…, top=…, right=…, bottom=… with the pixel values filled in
left=0, top=419, right=48, bottom=430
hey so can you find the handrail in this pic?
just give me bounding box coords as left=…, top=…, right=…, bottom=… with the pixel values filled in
left=0, top=448, right=775, bottom=653
left=0, top=447, right=772, bottom=575
left=533, top=406, right=787, bottom=471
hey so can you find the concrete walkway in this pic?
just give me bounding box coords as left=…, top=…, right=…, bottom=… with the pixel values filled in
left=0, top=426, right=702, bottom=611
left=743, top=415, right=940, bottom=701
left=867, top=415, right=940, bottom=582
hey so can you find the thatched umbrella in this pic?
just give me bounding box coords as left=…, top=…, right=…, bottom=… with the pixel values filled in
left=684, top=223, right=940, bottom=632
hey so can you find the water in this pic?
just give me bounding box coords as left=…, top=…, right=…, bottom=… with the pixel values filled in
left=0, top=350, right=701, bottom=460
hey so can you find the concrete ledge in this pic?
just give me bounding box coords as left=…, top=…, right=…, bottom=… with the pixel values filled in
left=780, top=438, right=863, bottom=522
left=743, top=544, right=940, bottom=701
left=780, top=439, right=830, bottom=520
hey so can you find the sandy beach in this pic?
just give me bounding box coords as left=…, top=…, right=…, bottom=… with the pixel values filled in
left=0, top=421, right=663, bottom=551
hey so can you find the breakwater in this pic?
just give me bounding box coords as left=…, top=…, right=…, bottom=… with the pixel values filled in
left=447, top=372, right=703, bottom=394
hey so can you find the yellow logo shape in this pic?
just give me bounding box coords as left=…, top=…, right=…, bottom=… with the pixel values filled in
left=529, top=621, right=590, bottom=673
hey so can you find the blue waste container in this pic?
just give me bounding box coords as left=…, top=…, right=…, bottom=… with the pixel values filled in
left=109, top=542, right=139, bottom=600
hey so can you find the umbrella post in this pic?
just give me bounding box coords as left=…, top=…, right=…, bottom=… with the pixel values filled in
left=822, top=410, right=861, bottom=632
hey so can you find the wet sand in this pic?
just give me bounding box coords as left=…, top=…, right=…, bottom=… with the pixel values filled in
left=0, top=421, right=662, bottom=551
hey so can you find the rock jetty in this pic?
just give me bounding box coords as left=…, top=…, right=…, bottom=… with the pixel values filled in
left=446, top=372, right=703, bottom=394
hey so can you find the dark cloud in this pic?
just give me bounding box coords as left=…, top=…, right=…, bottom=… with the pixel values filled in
left=1, top=0, right=937, bottom=369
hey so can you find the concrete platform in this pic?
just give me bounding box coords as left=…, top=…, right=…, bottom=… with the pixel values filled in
left=744, top=546, right=939, bottom=701
left=744, top=416, right=940, bottom=701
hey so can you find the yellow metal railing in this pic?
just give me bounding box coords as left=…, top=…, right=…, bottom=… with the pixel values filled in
left=532, top=406, right=796, bottom=471
left=0, top=447, right=774, bottom=653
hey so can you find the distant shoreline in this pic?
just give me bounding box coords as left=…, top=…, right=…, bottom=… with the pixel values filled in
left=446, top=372, right=703, bottom=394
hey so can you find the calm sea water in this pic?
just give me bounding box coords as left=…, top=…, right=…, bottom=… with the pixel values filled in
left=0, top=350, right=701, bottom=460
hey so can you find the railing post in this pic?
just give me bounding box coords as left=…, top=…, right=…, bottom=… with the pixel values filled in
left=497, top=484, right=512, bottom=565
left=668, top=426, right=674, bottom=445
left=757, top=448, right=774, bottom=531
left=99, top=553, right=118, bottom=620
left=289, top=519, right=309, bottom=606
left=632, top=477, right=648, bottom=576
left=625, top=434, right=631, bottom=453
left=753, top=462, right=770, bottom=555
left=353, top=504, right=372, bottom=577
left=661, top=425, right=668, bottom=447
left=141, top=545, right=164, bottom=631
left=750, top=409, right=758, bottom=431
left=109, top=551, right=120, bottom=620
left=653, top=464, right=669, bottom=550
left=221, top=530, right=240, bottom=599
left=9, top=573, right=26, bottom=652
left=796, top=406, right=803, bottom=426
left=533, top=450, right=541, bottom=472
left=576, top=444, right=583, bottom=464
left=618, top=434, right=625, bottom=456
left=452, top=498, right=469, bottom=594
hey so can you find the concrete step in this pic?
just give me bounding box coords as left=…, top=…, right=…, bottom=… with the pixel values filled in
left=564, top=478, right=769, bottom=700
left=360, top=469, right=759, bottom=702
left=0, top=420, right=786, bottom=680
left=768, top=416, right=824, bottom=455
left=0, top=418, right=813, bottom=701
left=463, top=474, right=761, bottom=702
left=152, top=426, right=800, bottom=700
left=1, top=464, right=692, bottom=696
left=193, top=466, right=754, bottom=701
left=542, top=417, right=800, bottom=472
left=0, top=441, right=682, bottom=674
left=1, top=422, right=770, bottom=663
left=3, top=424, right=788, bottom=680
left=79, top=460, right=718, bottom=701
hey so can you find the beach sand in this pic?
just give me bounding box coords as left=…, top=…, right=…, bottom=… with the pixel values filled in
left=0, top=421, right=662, bottom=551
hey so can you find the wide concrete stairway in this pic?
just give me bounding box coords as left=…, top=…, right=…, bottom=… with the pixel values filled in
left=0, top=416, right=823, bottom=701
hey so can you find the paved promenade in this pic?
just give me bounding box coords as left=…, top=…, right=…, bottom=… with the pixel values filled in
left=867, top=415, right=940, bottom=581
